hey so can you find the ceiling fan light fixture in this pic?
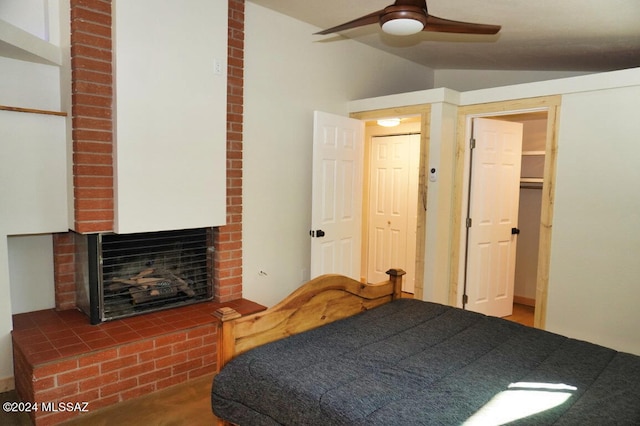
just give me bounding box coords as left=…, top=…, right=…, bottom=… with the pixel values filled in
left=314, top=0, right=500, bottom=38
left=380, top=7, right=426, bottom=36
left=381, top=18, right=425, bottom=36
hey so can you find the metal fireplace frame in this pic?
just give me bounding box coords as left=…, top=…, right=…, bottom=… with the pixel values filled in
left=78, top=229, right=213, bottom=324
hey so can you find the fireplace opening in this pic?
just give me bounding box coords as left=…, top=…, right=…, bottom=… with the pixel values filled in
left=77, top=228, right=213, bottom=324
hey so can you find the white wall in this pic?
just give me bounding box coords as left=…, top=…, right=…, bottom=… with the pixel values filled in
left=1, top=110, right=67, bottom=234
left=348, top=89, right=461, bottom=306
left=422, top=101, right=458, bottom=304
left=0, top=239, right=12, bottom=391
left=112, top=0, right=227, bottom=233
left=546, top=84, right=640, bottom=355
left=0, top=55, right=60, bottom=110
left=8, top=235, right=56, bottom=314
left=0, top=1, right=65, bottom=390
left=434, top=69, right=592, bottom=92
left=242, top=4, right=434, bottom=306
left=0, top=0, right=49, bottom=40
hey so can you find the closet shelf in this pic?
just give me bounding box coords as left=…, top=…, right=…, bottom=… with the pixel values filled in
left=520, top=177, right=543, bottom=183
left=522, top=150, right=545, bottom=156
left=520, top=178, right=543, bottom=190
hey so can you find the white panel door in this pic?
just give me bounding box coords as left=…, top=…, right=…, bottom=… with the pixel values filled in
left=465, top=118, right=523, bottom=317
left=311, top=111, right=364, bottom=279
left=367, top=134, right=420, bottom=292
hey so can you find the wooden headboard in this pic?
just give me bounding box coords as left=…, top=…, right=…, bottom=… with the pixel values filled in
left=214, top=269, right=405, bottom=369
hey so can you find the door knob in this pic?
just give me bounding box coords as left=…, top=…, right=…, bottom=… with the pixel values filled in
left=511, top=228, right=520, bottom=235
left=310, top=229, right=326, bottom=238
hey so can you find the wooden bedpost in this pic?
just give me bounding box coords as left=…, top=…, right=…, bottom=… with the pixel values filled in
left=214, top=307, right=241, bottom=371
left=214, top=307, right=242, bottom=426
left=386, top=268, right=406, bottom=300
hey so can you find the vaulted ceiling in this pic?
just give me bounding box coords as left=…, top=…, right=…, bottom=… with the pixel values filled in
left=248, top=0, right=640, bottom=71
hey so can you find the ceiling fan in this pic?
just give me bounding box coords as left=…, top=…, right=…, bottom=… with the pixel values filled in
left=315, top=0, right=501, bottom=37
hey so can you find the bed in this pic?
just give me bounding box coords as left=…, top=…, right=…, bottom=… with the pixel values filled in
left=211, top=269, right=640, bottom=425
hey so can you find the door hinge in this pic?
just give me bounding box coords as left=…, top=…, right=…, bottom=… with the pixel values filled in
left=470, top=138, right=476, bottom=149
left=462, top=294, right=469, bottom=305
left=466, top=217, right=472, bottom=228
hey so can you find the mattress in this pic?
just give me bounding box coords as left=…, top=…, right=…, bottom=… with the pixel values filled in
left=212, top=299, right=640, bottom=425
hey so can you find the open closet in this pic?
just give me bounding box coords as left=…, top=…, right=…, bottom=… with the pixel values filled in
left=501, top=112, right=547, bottom=308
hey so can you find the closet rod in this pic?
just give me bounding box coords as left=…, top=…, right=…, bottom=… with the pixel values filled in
left=0, top=105, right=67, bottom=117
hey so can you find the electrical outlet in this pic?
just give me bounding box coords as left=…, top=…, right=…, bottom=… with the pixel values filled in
left=214, top=58, right=223, bottom=75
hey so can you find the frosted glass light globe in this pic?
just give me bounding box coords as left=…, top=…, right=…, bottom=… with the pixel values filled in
left=381, top=18, right=424, bottom=36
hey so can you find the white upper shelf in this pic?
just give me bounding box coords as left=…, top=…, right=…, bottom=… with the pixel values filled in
left=0, top=19, right=61, bottom=66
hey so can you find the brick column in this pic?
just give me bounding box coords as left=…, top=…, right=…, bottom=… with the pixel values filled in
left=214, top=0, right=245, bottom=303
left=52, top=234, right=76, bottom=310
left=70, top=0, right=115, bottom=233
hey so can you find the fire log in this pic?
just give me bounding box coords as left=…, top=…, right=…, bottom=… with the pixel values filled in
left=168, top=273, right=197, bottom=297
left=129, top=281, right=178, bottom=304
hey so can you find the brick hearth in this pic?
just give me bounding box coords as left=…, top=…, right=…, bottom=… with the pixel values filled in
left=12, top=299, right=263, bottom=425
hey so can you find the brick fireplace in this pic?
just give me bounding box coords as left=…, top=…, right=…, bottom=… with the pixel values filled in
left=11, top=1, right=249, bottom=424
left=59, top=0, right=244, bottom=307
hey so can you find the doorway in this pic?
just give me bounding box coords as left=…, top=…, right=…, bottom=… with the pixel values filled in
left=351, top=106, right=430, bottom=300
left=451, top=96, right=561, bottom=329
left=366, top=133, right=420, bottom=293
left=499, top=113, right=548, bottom=312
left=310, top=110, right=425, bottom=289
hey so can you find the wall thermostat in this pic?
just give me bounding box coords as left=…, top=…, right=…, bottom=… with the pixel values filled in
left=429, top=167, right=437, bottom=182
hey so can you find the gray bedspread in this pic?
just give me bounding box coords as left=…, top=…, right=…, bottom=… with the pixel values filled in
left=211, top=299, right=640, bottom=425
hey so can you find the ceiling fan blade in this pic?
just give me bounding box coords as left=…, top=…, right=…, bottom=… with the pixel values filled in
left=315, top=9, right=385, bottom=35
left=424, top=15, right=501, bottom=35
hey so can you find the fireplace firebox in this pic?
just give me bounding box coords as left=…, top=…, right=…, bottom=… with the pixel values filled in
left=76, top=228, right=213, bottom=324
